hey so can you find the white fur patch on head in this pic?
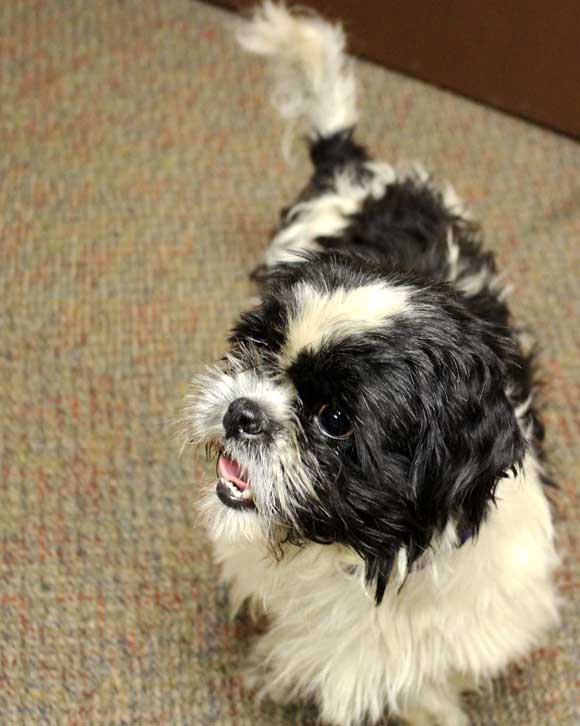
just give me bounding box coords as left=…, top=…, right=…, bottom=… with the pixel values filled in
left=282, top=281, right=411, bottom=363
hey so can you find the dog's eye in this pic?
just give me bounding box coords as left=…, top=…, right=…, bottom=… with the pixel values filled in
left=317, top=404, right=352, bottom=439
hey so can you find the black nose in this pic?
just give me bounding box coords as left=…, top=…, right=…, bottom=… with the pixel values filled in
left=223, top=397, right=269, bottom=439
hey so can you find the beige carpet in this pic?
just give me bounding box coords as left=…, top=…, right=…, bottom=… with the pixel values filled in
left=0, top=1, right=578, bottom=724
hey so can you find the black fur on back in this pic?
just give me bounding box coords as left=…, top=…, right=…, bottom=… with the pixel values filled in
left=309, top=128, right=368, bottom=175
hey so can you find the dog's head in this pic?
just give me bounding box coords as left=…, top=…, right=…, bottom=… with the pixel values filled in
left=188, top=252, right=526, bottom=601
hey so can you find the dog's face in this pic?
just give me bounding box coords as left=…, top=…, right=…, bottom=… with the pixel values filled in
left=189, top=253, right=525, bottom=600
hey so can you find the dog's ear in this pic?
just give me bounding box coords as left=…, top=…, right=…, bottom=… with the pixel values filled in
left=408, top=345, right=527, bottom=536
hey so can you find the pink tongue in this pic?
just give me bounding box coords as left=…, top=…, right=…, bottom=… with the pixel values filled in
left=218, top=455, right=249, bottom=491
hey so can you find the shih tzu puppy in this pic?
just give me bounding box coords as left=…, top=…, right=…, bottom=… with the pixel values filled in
left=185, top=4, right=559, bottom=725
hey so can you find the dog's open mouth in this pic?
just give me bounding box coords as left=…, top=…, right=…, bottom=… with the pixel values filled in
left=216, top=454, right=256, bottom=510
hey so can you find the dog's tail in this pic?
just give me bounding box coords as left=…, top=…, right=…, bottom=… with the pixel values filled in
left=237, top=2, right=365, bottom=171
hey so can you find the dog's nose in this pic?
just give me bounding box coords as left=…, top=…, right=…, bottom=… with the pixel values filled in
left=223, top=397, right=269, bottom=439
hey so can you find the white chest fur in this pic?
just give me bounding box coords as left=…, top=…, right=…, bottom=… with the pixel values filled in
left=211, top=455, right=559, bottom=726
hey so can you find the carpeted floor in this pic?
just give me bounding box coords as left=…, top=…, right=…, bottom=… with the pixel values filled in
left=0, top=1, right=578, bottom=724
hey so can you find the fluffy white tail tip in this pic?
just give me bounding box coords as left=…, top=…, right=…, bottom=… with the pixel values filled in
left=237, top=2, right=358, bottom=139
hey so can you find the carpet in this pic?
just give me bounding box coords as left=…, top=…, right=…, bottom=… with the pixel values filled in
left=0, top=1, right=578, bottom=724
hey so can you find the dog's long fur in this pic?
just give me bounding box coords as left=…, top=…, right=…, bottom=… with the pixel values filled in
left=186, top=4, right=559, bottom=725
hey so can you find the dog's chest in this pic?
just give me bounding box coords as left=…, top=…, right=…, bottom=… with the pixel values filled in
left=212, top=464, right=559, bottom=700
left=214, top=540, right=434, bottom=683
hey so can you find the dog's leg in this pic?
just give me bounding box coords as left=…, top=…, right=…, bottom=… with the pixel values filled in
left=400, top=682, right=470, bottom=726
left=243, top=619, right=390, bottom=725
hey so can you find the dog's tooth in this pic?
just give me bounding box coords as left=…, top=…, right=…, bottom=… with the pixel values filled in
left=221, top=477, right=236, bottom=498
left=224, top=478, right=244, bottom=498
left=218, top=474, right=252, bottom=501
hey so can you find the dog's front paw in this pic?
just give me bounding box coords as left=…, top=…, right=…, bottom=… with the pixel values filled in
left=239, top=651, right=295, bottom=707
left=401, top=704, right=471, bottom=726
left=239, top=664, right=265, bottom=695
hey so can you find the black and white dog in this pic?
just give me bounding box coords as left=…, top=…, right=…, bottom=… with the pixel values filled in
left=186, top=4, right=559, bottom=725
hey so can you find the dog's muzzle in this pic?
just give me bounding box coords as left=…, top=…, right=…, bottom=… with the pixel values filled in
left=215, top=397, right=270, bottom=511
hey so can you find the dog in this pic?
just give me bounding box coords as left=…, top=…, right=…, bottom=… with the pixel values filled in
left=185, top=4, right=559, bottom=724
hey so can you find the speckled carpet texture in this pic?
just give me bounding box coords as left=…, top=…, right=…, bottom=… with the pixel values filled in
left=1, top=1, right=579, bottom=724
